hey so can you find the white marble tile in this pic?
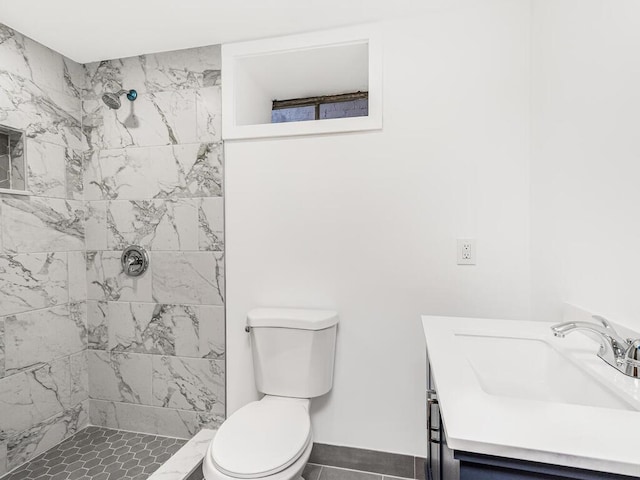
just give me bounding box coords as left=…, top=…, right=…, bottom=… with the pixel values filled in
left=146, top=45, right=221, bottom=90
left=26, top=139, right=66, bottom=198
left=107, top=199, right=198, bottom=251
left=152, top=251, right=224, bottom=305
left=85, top=201, right=108, bottom=251
left=0, top=319, right=4, bottom=378
left=84, top=143, right=222, bottom=200
left=198, top=197, right=224, bottom=251
left=109, top=303, right=201, bottom=357
left=21, top=36, right=66, bottom=94
left=83, top=45, right=221, bottom=99
left=82, top=60, right=124, bottom=100
left=83, top=148, right=152, bottom=200
left=0, top=357, right=71, bottom=437
left=0, top=25, right=68, bottom=96
left=63, top=57, right=84, bottom=99
left=65, top=148, right=83, bottom=200
left=86, top=251, right=152, bottom=302
left=89, top=399, right=223, bottom=439
left=189, top=142, right=223, bottom=197
left=0, top=441, right=6, bottom=478
left=84, top=90, right=197, bottom=150
left=0, top=252, right=68, bottom=317
left=196, top=87, right=222, bottom=142
left=199, top=306, right=225, bottom=360
left=6, top=401, right=88, bottom=470
left=0, top=25, right=32, bottom=81
left=70, top=350, right=89, bottom=406
left=68, top=251, right=87, bottom=303
left=88, top=350, right=152, bottom=405
left=152, top=356, right=225, bottom=413
left=4, top=305, right=85, bottom=373
left=87, top=300, right=109, bottom=350
left=1, top=197, right=84, bottom=253
left=69, top=301, right=88, bottom=348
left=147, top=428, right=217, bottom=480
left=82, top=150, right=106, bottom=201
left=0, top=70, right=82, bottom=151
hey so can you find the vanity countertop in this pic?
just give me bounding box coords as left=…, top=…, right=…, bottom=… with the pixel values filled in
left=421, top=314, right=640, bottom=478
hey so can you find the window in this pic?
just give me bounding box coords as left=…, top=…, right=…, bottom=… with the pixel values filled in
left=0, top=125, right=26, bottom=193
left=271, top=92, right=369, bottom=124
left=222, top=25, right=382, bottom=139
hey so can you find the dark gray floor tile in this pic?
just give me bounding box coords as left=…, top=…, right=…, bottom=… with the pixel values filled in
left=303, top=463, right=323, bottom=480
left=0, top=427, right=186, bottom=480
left=186, top=463, right=205, bottom=480
left=311, top=444, right=414, bottom=478
left=319, top=466, right=383, bottom=480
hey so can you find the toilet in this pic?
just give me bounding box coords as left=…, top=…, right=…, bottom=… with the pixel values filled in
left=203, top=307, right=339, bottom=480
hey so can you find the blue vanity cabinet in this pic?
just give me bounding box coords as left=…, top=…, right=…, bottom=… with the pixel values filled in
left=455, top=452, right=639, bottom=480
left=426, top=359, right=640, bottom=480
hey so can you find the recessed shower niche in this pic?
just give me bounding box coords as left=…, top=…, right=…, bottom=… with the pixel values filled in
left=0, top=125, right=27, bottom=194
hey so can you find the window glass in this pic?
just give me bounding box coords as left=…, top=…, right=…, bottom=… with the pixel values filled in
left=271, top=93, right=369, bottom=124
left=319, top=99, right=369, bottom=119
left=271, top=106, right=316, bottom=123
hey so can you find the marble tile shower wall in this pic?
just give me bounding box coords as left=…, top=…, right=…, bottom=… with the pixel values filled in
left=0, top=24, right=88, bottom=477
left=81, top=47, right=225, bottom=440
left=0, top=21, right=225, bottom=477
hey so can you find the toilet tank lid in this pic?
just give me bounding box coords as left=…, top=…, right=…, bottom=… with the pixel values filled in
left=247, top=308, right=339, bottom=330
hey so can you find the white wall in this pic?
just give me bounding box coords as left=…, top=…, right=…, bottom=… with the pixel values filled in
left=225, top=0, right=532, bottom=456
left=530, top=0, right=640, bottom=330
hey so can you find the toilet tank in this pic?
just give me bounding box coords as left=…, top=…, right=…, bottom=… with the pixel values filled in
left=247, top=308, right=338, bottom=398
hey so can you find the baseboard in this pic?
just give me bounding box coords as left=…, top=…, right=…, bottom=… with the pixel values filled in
left=310, top=443, right=426, bottom=479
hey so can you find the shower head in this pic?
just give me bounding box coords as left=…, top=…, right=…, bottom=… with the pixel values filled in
left=101, top=89, right=138, bottom=109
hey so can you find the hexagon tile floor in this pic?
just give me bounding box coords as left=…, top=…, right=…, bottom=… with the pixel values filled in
left=1, top=426, right=187, bottom=480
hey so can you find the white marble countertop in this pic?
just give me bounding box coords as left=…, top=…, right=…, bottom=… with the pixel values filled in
left=421, top=311, right=640, bottom=478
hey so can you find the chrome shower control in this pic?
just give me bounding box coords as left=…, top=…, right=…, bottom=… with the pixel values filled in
left=121, top=245, right=149, bottom=277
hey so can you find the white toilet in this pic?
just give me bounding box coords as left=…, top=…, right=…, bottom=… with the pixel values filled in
left=203, top=307, right=339, bottom=480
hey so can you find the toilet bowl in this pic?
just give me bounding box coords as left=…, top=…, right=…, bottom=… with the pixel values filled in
left=204, top=308, right=338, bottom=480
left=203, top=396, right=313, bottom=480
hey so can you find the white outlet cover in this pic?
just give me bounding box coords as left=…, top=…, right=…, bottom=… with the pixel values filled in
left=457, top=238, right=476, bottom=265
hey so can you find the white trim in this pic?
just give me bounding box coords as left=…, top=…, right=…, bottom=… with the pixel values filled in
left=222, top=24, right=383, bottom=140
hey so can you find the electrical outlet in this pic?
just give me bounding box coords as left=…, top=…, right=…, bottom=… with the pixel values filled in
left=457, top=239, right=476, bottom=265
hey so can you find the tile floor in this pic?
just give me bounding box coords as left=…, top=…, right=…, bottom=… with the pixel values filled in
left=303, top=464, right=410, bottom=480
left=1, top=426, right=186, bottom=480
left=188, top=463, right=412, bottom=480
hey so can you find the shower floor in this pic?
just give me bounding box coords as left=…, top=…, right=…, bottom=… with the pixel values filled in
left=1, top=426, right=187, bottom=480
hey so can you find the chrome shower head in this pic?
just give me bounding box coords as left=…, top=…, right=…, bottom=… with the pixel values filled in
left=101, top=89, right=138, bottom=110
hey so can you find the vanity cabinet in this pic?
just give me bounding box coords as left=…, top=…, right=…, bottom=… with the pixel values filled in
left=425, top=359, right=639, bottom=480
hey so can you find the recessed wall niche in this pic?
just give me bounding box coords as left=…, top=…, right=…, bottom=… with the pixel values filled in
left=222, top=24, right=382, bottom=140
left=0, top=125, right=27, bottom=194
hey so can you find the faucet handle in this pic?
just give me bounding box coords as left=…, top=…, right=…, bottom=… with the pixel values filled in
left=591, top=315, right=629, bottom=345
left=625, top=339, right=640, bottom=360
left=622, top=339, right=640, bottom=377
left=592, top=315, right=614, bottom=330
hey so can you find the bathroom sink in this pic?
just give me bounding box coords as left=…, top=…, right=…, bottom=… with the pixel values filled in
left=422, top=314, right=640, bottom=476
left=457, top=334, right=635, bottom=410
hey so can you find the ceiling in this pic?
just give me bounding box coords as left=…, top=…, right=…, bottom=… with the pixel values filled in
left=0, top=0, right=462, bottom=63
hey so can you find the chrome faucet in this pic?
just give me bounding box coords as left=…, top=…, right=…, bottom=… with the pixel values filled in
left=551, top=316, right=640, bottom=378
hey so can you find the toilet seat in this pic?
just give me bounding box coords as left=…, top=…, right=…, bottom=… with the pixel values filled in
left=211, top=396, right=312, bottom=479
